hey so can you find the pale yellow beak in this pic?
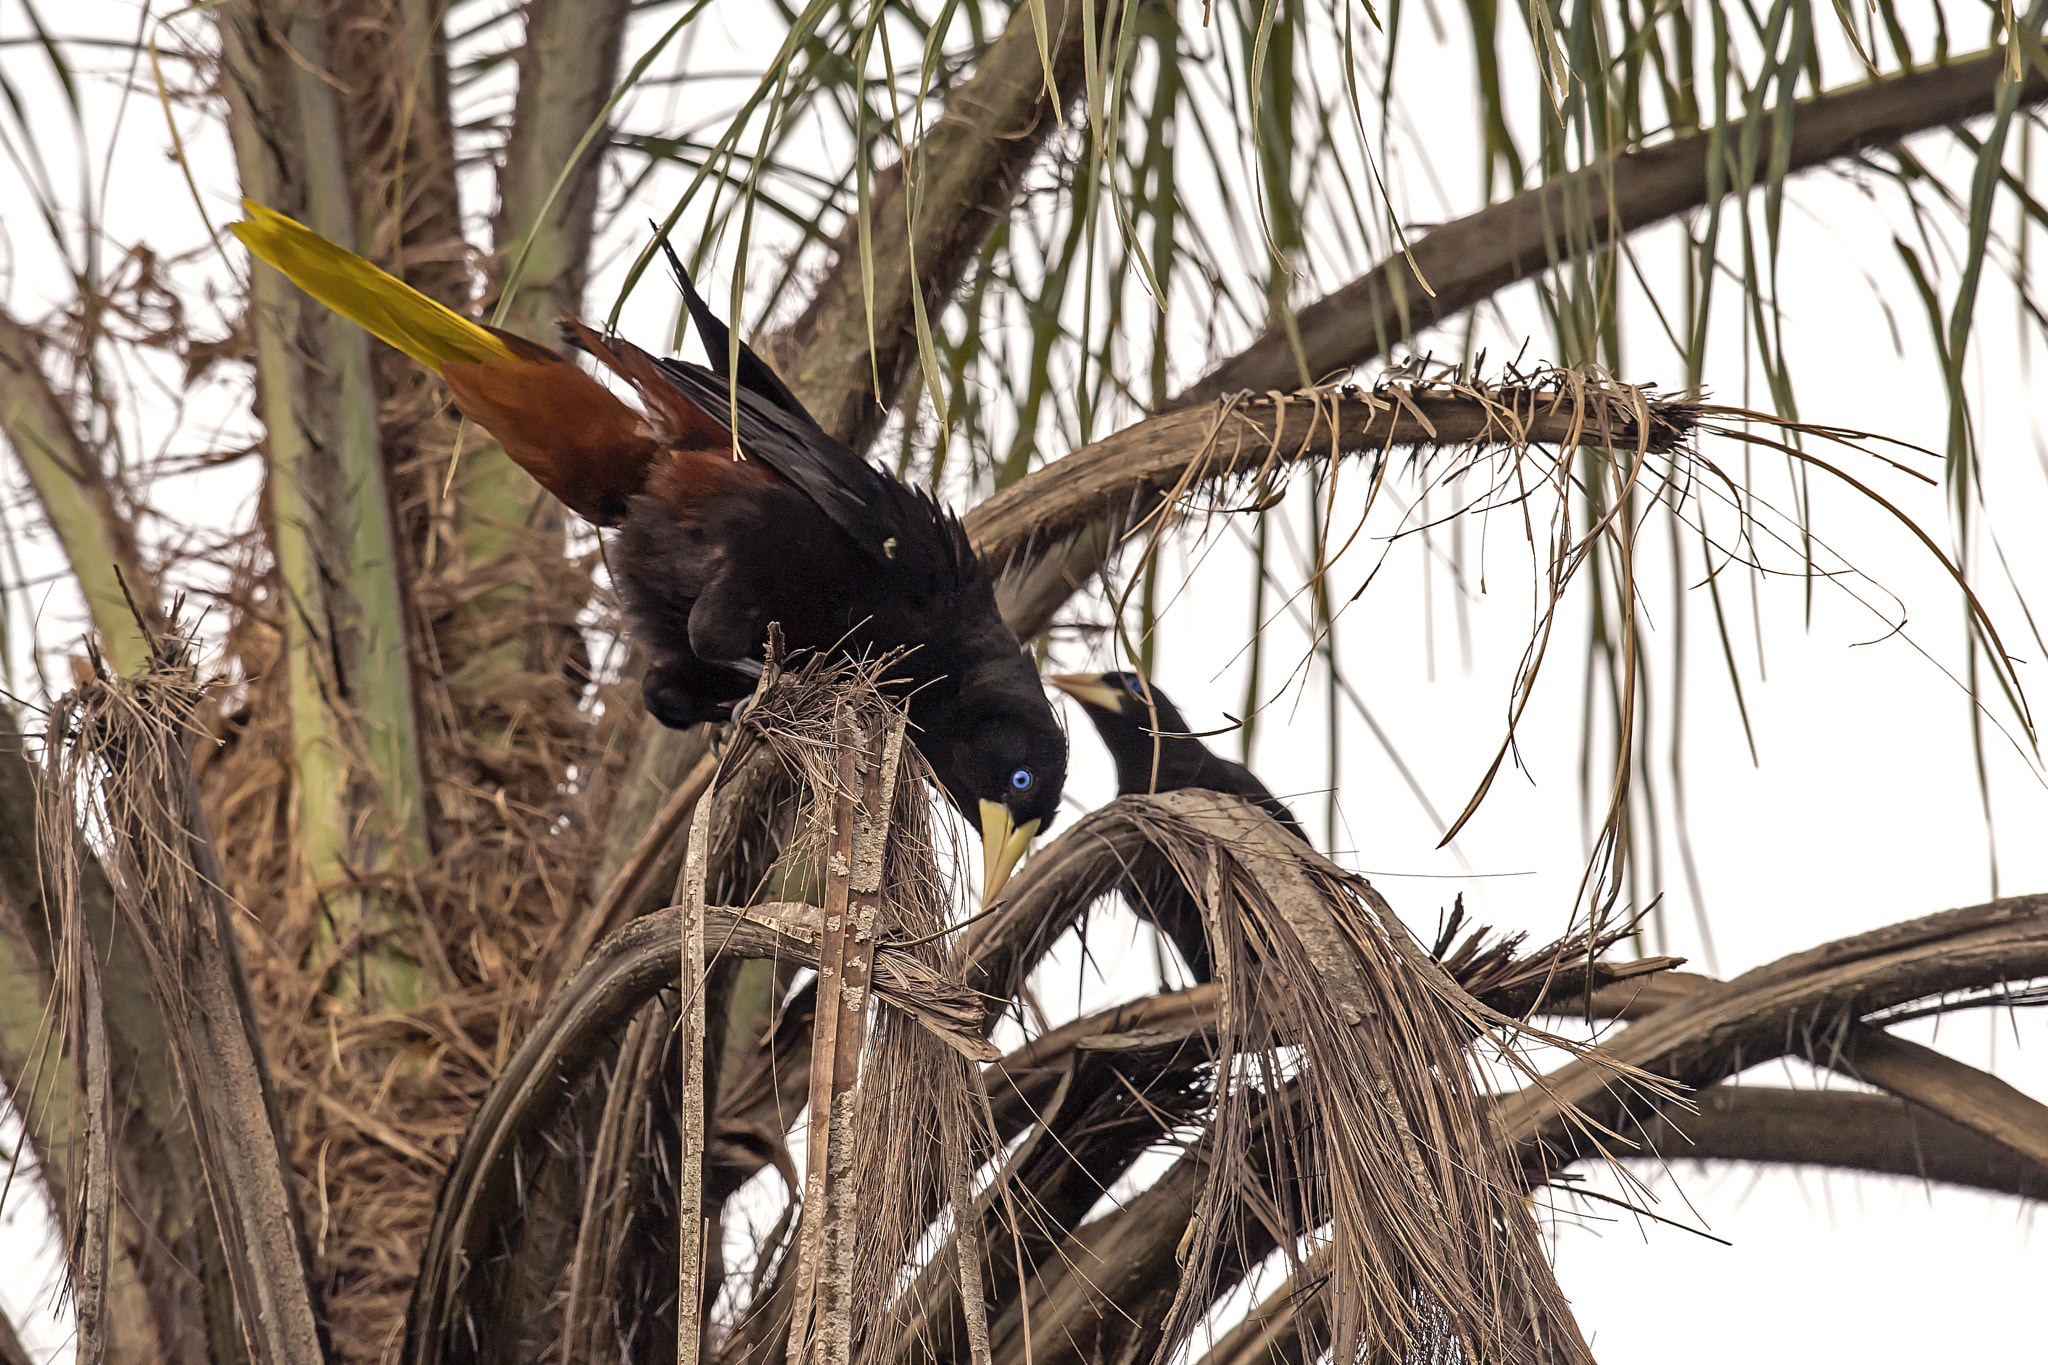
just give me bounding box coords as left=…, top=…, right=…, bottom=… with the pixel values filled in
left=1048, top=673, right=1124, bottom=713
left=978, top=799, right=1041, bottom=908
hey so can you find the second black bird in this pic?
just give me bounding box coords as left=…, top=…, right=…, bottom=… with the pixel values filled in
left=1051, top=672, right=1308, bottom=980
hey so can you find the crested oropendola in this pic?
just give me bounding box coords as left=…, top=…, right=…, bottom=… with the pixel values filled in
left=231, top=200, right=1064, bottom=903
left=1050, top=671, right=1307, bottom=978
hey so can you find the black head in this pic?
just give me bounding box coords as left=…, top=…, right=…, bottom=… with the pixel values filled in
left=1048, top=671, right=1203, bottom=787
left=1060, top=672, right=1192, bottom=731
left=1053, top=671, right=1309, bottom=845
left=917, top=648, right=1068, bottom=907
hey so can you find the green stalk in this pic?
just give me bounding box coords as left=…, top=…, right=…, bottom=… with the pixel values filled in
left=0, top=312, right=160, bottom=675
left=286, top=6, right=427, bottom=871
left=220, top=0, right=426, bottom=1007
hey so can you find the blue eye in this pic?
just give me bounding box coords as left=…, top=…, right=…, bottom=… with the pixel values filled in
left=1010, top=768, right=1033, bottom=792
left=1122, top=675, right=1147, bottom=699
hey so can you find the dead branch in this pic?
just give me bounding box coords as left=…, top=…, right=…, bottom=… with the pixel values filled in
left=1531, top=937, right=2048, bottom=1182
left=966, top=376, right=1701, bottom=636
left=1175, top=46, right=2048, bottom=406
left=677, top=792, right=715, bottom=1365
left=595, top=788, right=1686, bottom=1360
left=1525, top=937, right=2048, bottom=1198
left=1618, top=1084, right=2048, bottom=1199
left=1500, top=893, right=2048, bottom=1176
left=1824, top=1025, right=2048, bottom=1173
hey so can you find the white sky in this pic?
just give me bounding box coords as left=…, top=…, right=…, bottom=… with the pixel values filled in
left=1, top=0, right=2045, bottom=1360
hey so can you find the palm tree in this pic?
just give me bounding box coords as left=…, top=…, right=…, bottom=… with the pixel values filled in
left=0, top=0, right=2042, bottom=1361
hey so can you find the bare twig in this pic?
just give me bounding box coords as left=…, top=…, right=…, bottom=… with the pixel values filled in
left=74, top=951, right=112, bottom=1365
left=678, top=793, right=715, bottom=1365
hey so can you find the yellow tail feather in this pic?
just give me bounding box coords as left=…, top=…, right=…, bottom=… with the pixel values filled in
left=229, top=199, right=515, bottom=369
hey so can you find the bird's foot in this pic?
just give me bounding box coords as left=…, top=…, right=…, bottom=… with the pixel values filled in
left=709, top=688, right=766, bottom=761
left=642, top=666, right=735, bottom=731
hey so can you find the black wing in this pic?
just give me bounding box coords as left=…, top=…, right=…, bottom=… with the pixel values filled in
left=656, top=243, right=912, bottom=567
left=659, top=239, right=808, bottom=419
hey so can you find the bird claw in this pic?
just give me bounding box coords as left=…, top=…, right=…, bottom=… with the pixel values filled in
left=708, top=674, right=768, bottom=760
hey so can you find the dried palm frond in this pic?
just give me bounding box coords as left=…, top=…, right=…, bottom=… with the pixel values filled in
left=1428, top=896, right=1683, bottom=1019
left=835, top=789, right=1677, bottom=1365
left=712, top=654, right=1003, bottom=1365
left=37, top=633, right=325, bottom=1365
left=1116, top=790, right=1671, bottom=1365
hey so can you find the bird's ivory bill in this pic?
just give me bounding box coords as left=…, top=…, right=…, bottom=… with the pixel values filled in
left=1048, top=673, right=1125, bottom=713
left=978, top=800, right=1039, bottom=908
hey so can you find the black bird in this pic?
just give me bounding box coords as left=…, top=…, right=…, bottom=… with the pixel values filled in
left=231, top=200, right=1065, bottom=902
left=1051, top=671, right=1307, bottom=979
